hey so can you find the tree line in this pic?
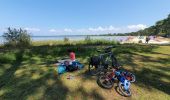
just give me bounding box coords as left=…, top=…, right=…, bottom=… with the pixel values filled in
left=104, top=14, right=170, bottom=37
left=126, top=14, right=170, bottom=37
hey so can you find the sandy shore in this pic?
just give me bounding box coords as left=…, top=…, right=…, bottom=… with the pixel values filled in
left=122, top=36, right=170, bottom=44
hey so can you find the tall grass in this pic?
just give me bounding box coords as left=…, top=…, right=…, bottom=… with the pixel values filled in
left=31, top=39, right=119, bottom=46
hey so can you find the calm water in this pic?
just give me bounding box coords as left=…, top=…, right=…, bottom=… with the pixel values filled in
left=0, top=36, right=128, bottom=44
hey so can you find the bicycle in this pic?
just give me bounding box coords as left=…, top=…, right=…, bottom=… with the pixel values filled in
left=97, top=66, right=136, bottom=97
left=88, top=46, right=119, bottom=76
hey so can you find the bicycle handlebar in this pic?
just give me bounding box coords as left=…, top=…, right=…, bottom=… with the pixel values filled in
left=97, top=45, right=116, bottom=53
left=104, top=46, right=116, bottom=50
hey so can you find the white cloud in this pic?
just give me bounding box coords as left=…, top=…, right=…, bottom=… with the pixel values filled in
left=1, top=24, right=147, bottom=36
left=49, top=29, right=57, bottom=32
left=49, top=29, right=72, bottom=33
left=64, top=28, right=73, bottom=32
left=88, top=26, right=120, bottom=32
left=127, top=24, right=147, bottom=30
left=48, top=24, right=147, bottom=35
left=89, top=26, right=104, bottom=31
left=108, top=26, right=120, bottom=31
left=24, top=28, right=40, bottom=32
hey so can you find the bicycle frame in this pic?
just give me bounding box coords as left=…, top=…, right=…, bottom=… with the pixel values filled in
left=89, top=46, right=119, bottom=75
left=98, top=51, right=118, bottom=68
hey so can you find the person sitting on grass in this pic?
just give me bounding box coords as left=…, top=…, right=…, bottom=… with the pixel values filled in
left=56, top=49, right=75, bottom=65
left=68, top=49, right=76, bottom=62
left=63, top=49, right=78, bottom=71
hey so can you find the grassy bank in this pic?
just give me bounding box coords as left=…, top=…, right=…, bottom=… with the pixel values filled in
left=0, top=41, right=170, bottom=100
left=31, top=39, right=119, bottom=46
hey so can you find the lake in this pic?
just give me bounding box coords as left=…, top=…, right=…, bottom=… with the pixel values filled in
left=0, top=36, right=128, bottom=44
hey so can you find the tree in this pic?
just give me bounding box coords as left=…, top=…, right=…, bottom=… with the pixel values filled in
left=168, top=14, right=170, bottom=19
left=3, top=27, right=31, bottom=47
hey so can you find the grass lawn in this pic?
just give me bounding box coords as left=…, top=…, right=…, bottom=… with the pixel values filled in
left=0, top=42, right=170, bottom=100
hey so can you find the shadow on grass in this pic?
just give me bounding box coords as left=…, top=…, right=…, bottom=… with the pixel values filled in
left=79, top=45, right=170, bottom=96
left=0, top=47, right=105, bottom=99
left=125, top=52, right=170, bottom=95
left=135, top=67, right=170, bottom=95
left=0, top=44, right=169, bottom=99
left=76, top=87, right=105, bottom=100
left=0, top=71, right=69, bottom=100
left=0, top=50, right=24, bottom=88
left=0, top=50, right=69, bottom=99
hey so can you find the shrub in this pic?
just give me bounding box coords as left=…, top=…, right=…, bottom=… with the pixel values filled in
left=138, top=40, right=143, bottom=43
left=0, top=53, right=16, bottom=63
left=3, top=27, right=31, bottom=48
left=64, top=37, right=69, bottom=42
left=86, top=39, right=118, bottom=45
left=84, top=36, right=91, bottom=41
left=18, top=31, right=31, bottom=47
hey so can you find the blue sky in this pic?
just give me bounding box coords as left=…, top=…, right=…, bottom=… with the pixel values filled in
left=0, top=0, right=170, bottom=36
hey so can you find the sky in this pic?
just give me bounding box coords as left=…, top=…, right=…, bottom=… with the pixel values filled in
left=0, top=0, right=170, bottom=36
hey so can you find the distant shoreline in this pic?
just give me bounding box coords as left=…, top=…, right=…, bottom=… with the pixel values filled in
left=0, top=35, right=129, bottom=37
left=0, top=36, right=128, bottom=44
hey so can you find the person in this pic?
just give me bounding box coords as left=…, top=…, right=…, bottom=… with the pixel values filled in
left=57, top=49, right=76, bottom=64
left=64, top=49, right=77, bottom=71
left=61, top=49, right=76, bottom=65
left=145, top=36, right=150, bottom=44
left=69, top=49, right=76, bottom=61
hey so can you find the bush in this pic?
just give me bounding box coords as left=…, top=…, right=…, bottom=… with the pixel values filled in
left=3, top=27, right=31, bottom=48
left=85, top=39, right=118, bottom=45
left=64, top=37, right=69, bottom=42
left=0, top=53, right=16, bottom=63
left=138, top=40, right=143, bottom=43
left=84, top=36, right=91, bottom=41
left=18, top=31, right=31, bottom=47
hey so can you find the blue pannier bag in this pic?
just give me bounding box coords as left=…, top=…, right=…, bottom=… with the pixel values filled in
left=77, top=62, right=84, bottom=69
left=58, top=65, right=66, bottom=74
left=72, top=61, right=77, bottom=67
left=72, top=61, right=84, bottom=69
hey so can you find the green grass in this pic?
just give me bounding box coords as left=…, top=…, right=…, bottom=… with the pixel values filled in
left=31, top=39, right=118, bottom=46
left=0, top=41, right=170, bottom=100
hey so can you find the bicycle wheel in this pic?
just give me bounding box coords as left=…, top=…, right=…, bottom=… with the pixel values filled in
left=118, top=82, right=132, bottom=97
left=89, top=65, right=103, bottom=76
left=125, top=72, right=136, bottom=83
left=97, top=73, right=114, bottom=89
left=129, top=73, right=136, bottom=83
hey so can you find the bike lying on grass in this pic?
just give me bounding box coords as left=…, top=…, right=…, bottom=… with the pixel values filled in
left=97, top=66, right=135, bottom=97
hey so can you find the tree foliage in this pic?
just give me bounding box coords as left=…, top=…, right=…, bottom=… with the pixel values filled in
left=3, top=27, right=31, bottom=47
left=126, top=14, right=170, bottom=37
